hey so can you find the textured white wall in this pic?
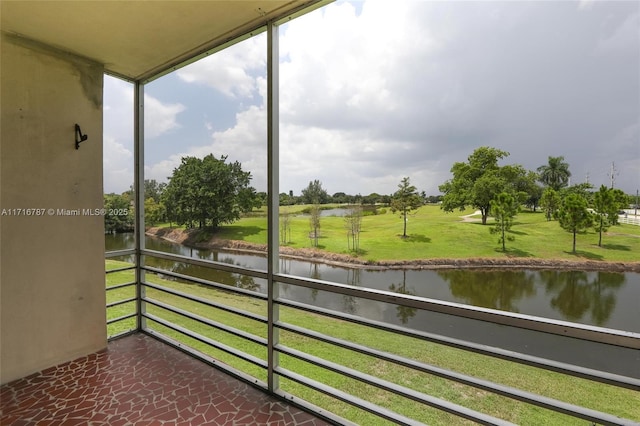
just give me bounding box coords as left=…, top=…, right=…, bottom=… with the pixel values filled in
left=1, top=33, right=107, bottom=384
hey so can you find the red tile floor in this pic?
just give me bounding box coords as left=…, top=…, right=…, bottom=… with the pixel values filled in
left=0, top=333, right=335, bottom=425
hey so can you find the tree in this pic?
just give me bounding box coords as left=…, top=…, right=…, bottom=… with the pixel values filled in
left=280, top=212, right=291, bottom=244
left=390, top=177, right=423, bottom=238
left=145, top=197, right=165, bottom=226
left=537, top=156, right=571, bottom=191
left=490, top=192, right=519, bottom=252
left=592, top=185, right=626, bottom=247
left=439, top=147, right=510, bottom=225
left=309, top=204, right=321, bottom=247
left=344, top=204, right=363, bottom=253
left=557, top=193, right=593, bottom=253
left=301, top=180, right=329, bottom=204
left=104, top=193, right=134, bottom=233
left=540, top=188, right=561, bottom=221
left=162, top=154, right=257, bottom=229
left=519, top=171, right=543, bottom=211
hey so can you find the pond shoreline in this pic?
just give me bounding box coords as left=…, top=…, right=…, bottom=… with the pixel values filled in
left=146, top=227, right=640, bottom=273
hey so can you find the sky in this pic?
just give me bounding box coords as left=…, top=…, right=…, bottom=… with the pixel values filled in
left=104, top=0, right=639, bottom=197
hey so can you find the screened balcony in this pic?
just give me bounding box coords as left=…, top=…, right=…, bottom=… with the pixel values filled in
left=1, top=1, right=639, bottom=425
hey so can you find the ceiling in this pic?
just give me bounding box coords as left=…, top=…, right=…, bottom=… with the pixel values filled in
left=1, top=0, right=326, bottom=81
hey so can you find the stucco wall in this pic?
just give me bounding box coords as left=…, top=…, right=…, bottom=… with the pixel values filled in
left=0, top=33, right=107, bottom=384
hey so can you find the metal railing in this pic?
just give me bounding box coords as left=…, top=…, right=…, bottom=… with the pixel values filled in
left=105, top=248, right=640, bottom=425
left=105, top=249, right=137, bottom=339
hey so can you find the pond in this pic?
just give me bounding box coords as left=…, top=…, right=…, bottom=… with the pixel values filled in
left=106, top=233, right=640, bottom=377
left=106, top=233, right=639, bottom=333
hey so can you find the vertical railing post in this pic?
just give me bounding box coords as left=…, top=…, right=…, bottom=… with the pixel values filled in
left=134, top=81, right=147, bottom=331
left=267, top=20, right=280, bottom=392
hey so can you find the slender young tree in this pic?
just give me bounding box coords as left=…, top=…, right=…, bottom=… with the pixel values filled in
left=280, top=212, right=291, bottom=245
left=592, top=185, right=627, bottom=247
left=391, top=177, right=423, bottom=238
left=557, top=193, right=593, bottom=253
left=540, top=187, right=561, bottom=221
left=344, top=204, right=363, bottom=253
left=490, top=192, right=519, bottom=252
left=309, top=204, right=321, bottom=247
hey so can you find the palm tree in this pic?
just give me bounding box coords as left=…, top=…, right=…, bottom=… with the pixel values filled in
left=537, top=156, right=571, bottom=191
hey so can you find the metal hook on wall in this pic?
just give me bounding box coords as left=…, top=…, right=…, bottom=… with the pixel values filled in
left=75, top=124, right=88, bottom=149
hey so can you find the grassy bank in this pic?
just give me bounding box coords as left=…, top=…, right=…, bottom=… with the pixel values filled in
left=153, top=205, right=640, bottom=266
left=106, top=260, right=640, bottom=425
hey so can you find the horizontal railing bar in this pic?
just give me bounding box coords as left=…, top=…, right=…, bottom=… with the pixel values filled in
left=105, top=249, right=135, bottom=259
left=144, top=297, right=268, bottom=347
left=277, top=298, right=639, bottom=390
left=273, top=389, right=357, bottom=426
left=277, top=345, right=515, bottom=426
left=106, top=281, right=136, bottom=291
left=143, top=312, right=268, bottom=369
left=143, top=281, right=268, bottom=324
left=277, top=321, right=638, bottom=424
left=275, top=367, right=426, bottom=426
left=143, top=265, right=267, bottom=301
left=275, top=274, right=640, bottom=349
left=106, top=312, right=137, bottom=325
left=142, top=329, right=269, bottom=391
left=107, top=329, right=137, bottom=341
left=106, top=297, right=137, bottom=308
left=142, top=248, right=268, bottom=280
left=105, top=266, right=136, bottom=274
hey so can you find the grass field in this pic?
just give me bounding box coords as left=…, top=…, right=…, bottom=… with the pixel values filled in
left=106, top=259, right=640, bottom=425
left=155, top=204, right=640, bottom=264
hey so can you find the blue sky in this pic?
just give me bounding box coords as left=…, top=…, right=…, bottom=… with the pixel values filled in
left=104, top=0, right=639, bottom=197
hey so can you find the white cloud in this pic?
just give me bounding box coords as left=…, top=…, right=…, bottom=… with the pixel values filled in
left=144, top=94, right=185, bottom=139
left=176, top=35, right=266, bottom=98
left=103, top=76, right=134, bottom=193
left=103, top=137, right=133, bottom=193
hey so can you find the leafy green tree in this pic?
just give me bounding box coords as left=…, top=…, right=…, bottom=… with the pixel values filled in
left=562, top=182, right=593, bottom=202
left=144, top=179, right=166, bottom=203
left=104, top=193, right=134, bottom=232
left=390, top=177, right=423, bottom=237
left=490, top=192, right=519, bottom=252
left=301, top=180, right=329, bottom=204
left=162, top=154, right=257, bottom=229
left=332, top=192, right=349, bottom=204
left=439, top=147, right=510, bottom=225
left=592, top=185, right=626, bottom=246
left=144, top=197, right=165, bottom=226
left=519, top=171, right=543, bottom=211
left=279, top=192, right=297, bottom=206
left=540, top=188, right=561, bottom=221
left=557, top=193, right=593, bottom=253
left=537, top=156, right=571, bottom=191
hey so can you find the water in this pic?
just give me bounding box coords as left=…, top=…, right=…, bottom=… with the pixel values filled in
left=106, top=233, right=640, bottom=377
left=106, top=233, right=639, bottom=332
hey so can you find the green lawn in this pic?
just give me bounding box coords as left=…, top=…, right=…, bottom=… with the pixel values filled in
left=153, top=205, right=640, bottom=264
left=105, top=259, right=640, bottom=425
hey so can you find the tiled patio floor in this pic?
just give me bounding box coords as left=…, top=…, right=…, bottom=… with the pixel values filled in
left=0, top=333, right=335, bottom=425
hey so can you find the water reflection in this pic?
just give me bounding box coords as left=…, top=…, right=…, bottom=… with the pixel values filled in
left=106, top=234, right=638, bottom=332
left=540, top=271, right=625, bottom=326
left=389, top=270, right=417, bottom=325
left=438, top=270, right=536, bottom=313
